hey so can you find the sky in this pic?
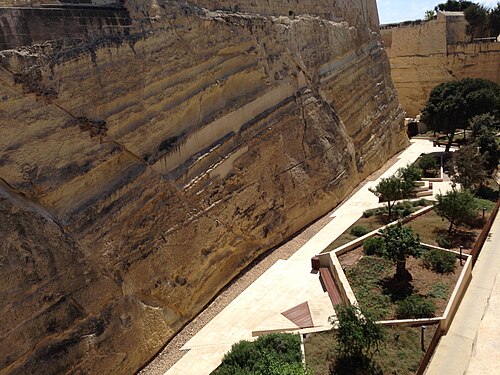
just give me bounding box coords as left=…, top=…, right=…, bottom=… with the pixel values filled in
left=377, top=0, right=499, bottom=24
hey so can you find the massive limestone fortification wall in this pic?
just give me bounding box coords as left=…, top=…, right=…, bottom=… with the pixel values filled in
left=185, top=0, right=380, bottom=30
left=0, top=6, right=131, bottom=50
left=381, top=12, right=500, bottom=116
left=0, top=0, right=407, bottom=373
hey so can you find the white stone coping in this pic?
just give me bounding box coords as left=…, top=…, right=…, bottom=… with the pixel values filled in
left=314, top=205, right=473, bottom=334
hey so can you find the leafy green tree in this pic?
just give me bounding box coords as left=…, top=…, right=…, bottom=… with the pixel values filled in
left=435, top=189, right=479, bottom=232
left=331, top=305, right=385, bottom=360
left=382, top=223, right=421, bottom=279
left=399, top=163, right=423, bottom=197
left=470, top=113, right=500, bottom=137
left=425, top=10, right=437, bottom=20
left=369, top=176, right=402, bottom=220
left=474, top=126, right=499, bottom=173
left=449, top=144, right=487, bottom=189
left=435, top=0, right=473, bottom=12
left=369, top=165, right=421, bottom=219
left=465, top=3, right=488, bottom=41
left=421, top=79, right=500, bottom=152
left=489, top=3, right=500, bottom=37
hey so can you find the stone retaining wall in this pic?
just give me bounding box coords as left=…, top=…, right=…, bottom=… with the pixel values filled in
left=0, top=5, right=130, bottom=50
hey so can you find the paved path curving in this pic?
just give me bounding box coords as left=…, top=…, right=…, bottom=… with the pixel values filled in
left=426, top=213, right=500, bottom=375
left=165, top=139, right=443, bottom=375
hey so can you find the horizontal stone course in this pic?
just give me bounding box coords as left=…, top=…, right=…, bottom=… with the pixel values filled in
left=0, top=5, right=130, bottom=49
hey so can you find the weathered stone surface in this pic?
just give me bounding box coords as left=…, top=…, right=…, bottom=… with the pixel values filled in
left=0, top=1, right=407, bottom=373
left=381, top=12, right=500, bottom=117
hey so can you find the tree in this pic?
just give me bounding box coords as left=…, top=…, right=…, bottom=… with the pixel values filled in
left=332, top=305, right=385, bottom=360
left=435, top=0, right=473, bottom=12
left=369, top=165, right=421, bottom=219
left=399, top=163, right=423, bottom=197
left=382, top=223, right=421, bottom=279
left=490, top=3, right=500, bottom=37
left=435, top=189, right=478, bottom=232
left=474, top=126, right=499, bottom=174
left=449, top=144, right=487, bottom=189
left=425, top=10, right=437, bottom=20
left=369, top=176, right=402, bottom=220
left=471, top=113, right=500, bottom=174
left=421, top=79, right=500, bottom=152
left=470, top=113, right=500, bottom=137
left=465, top=4, right=488, bottom=41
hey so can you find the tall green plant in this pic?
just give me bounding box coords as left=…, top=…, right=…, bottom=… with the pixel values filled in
left=331, top=305, right=385, bottom=360
left=381, top=223, right=421, bottom=279
left=435, top=189, right=478, bottom=232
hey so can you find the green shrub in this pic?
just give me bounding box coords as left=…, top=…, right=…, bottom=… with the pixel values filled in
left=414, top=198, right=431, bottom=207
left=422, top=249, right=456, bottom=273
left=428, top=282, right=449, bottom=300
left=396, top=295, right=436, bottom=319
left=350, top=225, right=370, bottom=237
left=215, top=333, right=305, bottom=374
left=418, top=154, right=439, bottom=175
left=435, top=234, right=452, bottom=249
left=363, top=237, right=386, bottom=256
left=362, top=208, right=380, bottom=218
left=393, top=201, right=415, bottom=218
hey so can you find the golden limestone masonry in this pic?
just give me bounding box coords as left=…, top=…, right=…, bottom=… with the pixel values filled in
left=0, top=1, right=408, bottom=373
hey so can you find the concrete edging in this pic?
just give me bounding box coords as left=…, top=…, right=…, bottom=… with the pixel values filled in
left=314, top=204, right=472, bottom=335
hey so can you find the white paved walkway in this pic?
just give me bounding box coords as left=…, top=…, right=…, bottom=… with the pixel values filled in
left=166, top=140, right=442, bottom=375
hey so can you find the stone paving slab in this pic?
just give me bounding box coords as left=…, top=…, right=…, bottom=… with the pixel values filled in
left=467, top=277, right=500, bottom=374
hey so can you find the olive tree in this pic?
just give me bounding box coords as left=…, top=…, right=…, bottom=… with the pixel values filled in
left=382, top=223, right=421, bottom=280
left=470, top=114, right=500, bottom=174
left=449, top=144, right=487, bottom=190
left=435, top=189, right=478, bottom=232
left=331, top=305, right=384, bottom=360
left=369, top=165, right=422, bottom=219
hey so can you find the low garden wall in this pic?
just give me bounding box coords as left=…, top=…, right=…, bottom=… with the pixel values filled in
left=315, top=203, right=473, bottom=334
left=470, top=199, right=500, bottom=265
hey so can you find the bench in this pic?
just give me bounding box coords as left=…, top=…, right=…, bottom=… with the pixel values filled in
left=319, top=267, right=343, bottom=306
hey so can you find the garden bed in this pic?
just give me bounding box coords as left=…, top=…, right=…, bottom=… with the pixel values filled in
left=304, top=324, right=437, bottom=375
left=413, top=153, right=442, bottom=179
left=323, top=200, right=432, bottom=253
left=326, top=200, right=494, bottom=255
left=343, top=253, right=462, bottom=321
left=403, top=207, right=493, bottom=252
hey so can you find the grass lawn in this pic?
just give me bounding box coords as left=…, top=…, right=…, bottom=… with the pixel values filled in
left=304, top=324, right=437, bottom=375
left=343, top=254, right=462, bottom=320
